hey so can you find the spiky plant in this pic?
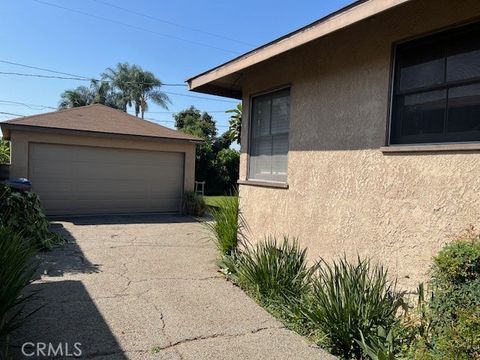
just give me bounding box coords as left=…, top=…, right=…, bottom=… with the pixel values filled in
left=236, top=236, right=316, bottom=302
left=203, top=194, right=245, bottom=256
left=303, top=256, right=403, bottom=359
left=0, top=228, right=39, bottom=358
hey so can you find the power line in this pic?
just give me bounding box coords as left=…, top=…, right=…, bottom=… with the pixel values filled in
left=147, top=110, right=227, bottom=114
left=0, top=69, right=186, bottom=86
left=0, top=71, right=88, bottom=81
left=92, top=0, right=253, bottom=47
left=0, top=99, right=231, bottom=114
left=0, top=98, right=234, bottom=127
left=1, top=60, right=187, bottom=86
left=32, top=0, right=240, bottom=54
left=0, top=60, right=92, bottom=80
left=0, top=111, right=25, bottom=117
left=0, top=70, right=235, bottom=102
left=146, top=117, right=229, bottom=128
left=0, top=100, right=56, bottom=110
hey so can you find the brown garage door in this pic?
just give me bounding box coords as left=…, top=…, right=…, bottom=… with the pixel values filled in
left=28, top=143, right=184, bottom=215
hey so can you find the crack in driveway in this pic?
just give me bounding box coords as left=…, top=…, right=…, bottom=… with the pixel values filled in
left=158, top=326, right=285, bottom=352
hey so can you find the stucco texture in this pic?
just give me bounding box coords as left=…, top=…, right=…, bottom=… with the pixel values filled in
left=238, top=0, right=480, bottom=289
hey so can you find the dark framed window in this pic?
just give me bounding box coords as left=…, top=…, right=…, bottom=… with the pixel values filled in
left=391, top=21, right=480, bottom=144
left=249, top=88, right=290, bottom=183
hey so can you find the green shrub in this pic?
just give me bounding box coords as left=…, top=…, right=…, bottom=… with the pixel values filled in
left=203, top=194, right=245, bottom=255
left=303, top=257, right=403, bottom=359
left=236, top=236, right=315, bottom=303
left=432, top=231, right=480, bottom=287
left=0, top=139, right=9, bottom=164
left=401, top=230, right=480, bottom=359
left=423, top=232, right=480, bottom=359
left=0, top=228, right=38, bottom=358
left=0, top=185, right=64, bottom=249
left=182, top=191, right=206, bottom=216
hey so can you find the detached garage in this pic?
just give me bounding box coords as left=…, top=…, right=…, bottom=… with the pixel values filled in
left=0, top=104, right=200, bottom=215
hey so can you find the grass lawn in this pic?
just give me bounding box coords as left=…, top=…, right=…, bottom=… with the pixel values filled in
left=203, top=196, right=236, bottom=208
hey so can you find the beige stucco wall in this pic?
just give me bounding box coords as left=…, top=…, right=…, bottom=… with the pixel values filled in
left=238, top=0, right=480, bottom=289
left=9, top=130, right=196, bottom=192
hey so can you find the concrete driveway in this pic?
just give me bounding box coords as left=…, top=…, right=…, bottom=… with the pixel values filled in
left=14, top=215, right=334, bottom=359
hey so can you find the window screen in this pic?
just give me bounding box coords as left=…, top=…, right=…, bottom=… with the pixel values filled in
left=249, top=88, right=290, bottom=182
left=391, top=22, right=480, bottom=144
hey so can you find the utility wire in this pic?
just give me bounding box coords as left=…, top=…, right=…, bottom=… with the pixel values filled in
left=147, top=110, right=227, bottom=114
left=0, top=111, right=25, bottom=117
left=0, top=98, right=233, bottom=129
left=0, top=69, right=186, bottom=86
left=0, top=71, right=234, bottom=102
left=146, top=117, right=229, bottom=128
left=0, top=60, right=92, bottom=80
left=92, top=0, right=254, bottom=47
left=0, top=100, right=56, bottom=110
left=32, top=0, right=240, bottom=54
left=0, top=99, right=231, bottom=114
left=0, top=71, right=88, bottom=81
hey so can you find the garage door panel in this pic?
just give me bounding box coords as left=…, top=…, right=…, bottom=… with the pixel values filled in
left=28, top=143, right=184, bottom=215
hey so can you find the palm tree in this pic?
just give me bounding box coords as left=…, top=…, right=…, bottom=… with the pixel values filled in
left=131, top=68, right=171, bottom=119
left=102, top=63, right=133, bottom=112
left=58, top=86, right=93, bottom=109
left=58, top=80, right=123, bottom=110
left=90, top=80, right=124, bottom=110
left=102, top=63, right=171, bottom=119
left=226, top=103, right=242, bottom=144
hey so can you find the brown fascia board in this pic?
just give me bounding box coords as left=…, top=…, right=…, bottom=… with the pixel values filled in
left=187, top=0, right=410, bottom=93
left=0, top=123, right=204, bottom=144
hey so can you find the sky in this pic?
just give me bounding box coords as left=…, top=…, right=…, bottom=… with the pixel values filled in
left=0, top=0, right=355, bottom=139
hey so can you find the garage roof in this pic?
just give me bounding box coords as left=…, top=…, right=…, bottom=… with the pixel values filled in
left=0, top=104, right=201, bottom=142
left=186, top=0, right=410, bottom=98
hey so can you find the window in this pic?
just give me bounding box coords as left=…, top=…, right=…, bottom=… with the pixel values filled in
left=391, top=22, right=480, bottom=144
left=249, top=88, right=290, bottom=183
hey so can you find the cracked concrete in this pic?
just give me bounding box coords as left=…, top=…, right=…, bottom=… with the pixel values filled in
left=13, top=214, right=335, bottom=359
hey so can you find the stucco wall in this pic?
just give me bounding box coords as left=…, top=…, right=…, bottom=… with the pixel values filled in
left=9, top=130, right=196, bottom=192
left=238, top=0, right=480, bottom=289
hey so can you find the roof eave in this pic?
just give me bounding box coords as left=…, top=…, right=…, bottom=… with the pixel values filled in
left=187, top=0, right=410, bottom=96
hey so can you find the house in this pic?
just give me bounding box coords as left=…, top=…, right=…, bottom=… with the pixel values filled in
left=0, top=104, right=200, bottom=215
left=187, top=0, right=480, bottom=288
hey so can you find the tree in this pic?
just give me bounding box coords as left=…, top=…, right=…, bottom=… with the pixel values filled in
left=175, top=106, right=239, bottom=194
left=102, top=62, right=170, bottom=119
left=131, top=68, right=170, bottom=119
left=58, top=86, right=93, bottom=109
left=226, top=103, right=242, bottom=144
left=174, top=106, right=217, bottom=140
left=101, top=62, right=133, bottom=111
left=215, top=148, right=240, bottom=192
left=58, top=80, right=123, bottom=110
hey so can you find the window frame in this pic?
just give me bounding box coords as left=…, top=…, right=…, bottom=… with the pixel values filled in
left=387, top=19, right=480, bottom=146
left=247, top=85, right=291, bottom=185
